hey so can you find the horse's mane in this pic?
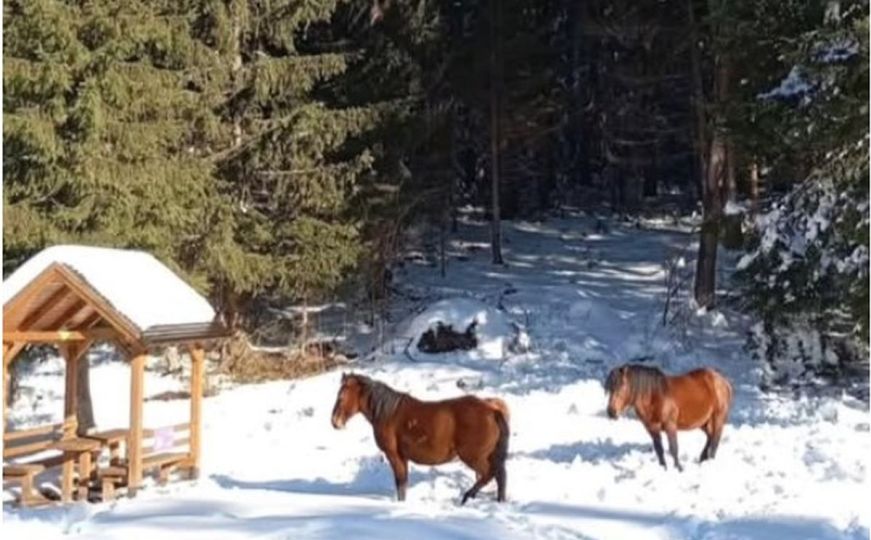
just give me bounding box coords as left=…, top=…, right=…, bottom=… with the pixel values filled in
left=355, top=375, right=407, bottom=423
left=605, top=364, right=667, bottom=401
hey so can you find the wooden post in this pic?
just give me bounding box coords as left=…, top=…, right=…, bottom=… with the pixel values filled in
left=61, top=454, right=75, bottom=503
left=188, top=344, right=205, bottom=479
left=128, top=352, right=146, bottom=495
left=3, top=343, right=12, bottom=431
left=61, top=344, right=79, bottom=438
left=60, top=342, right=83, bottom=503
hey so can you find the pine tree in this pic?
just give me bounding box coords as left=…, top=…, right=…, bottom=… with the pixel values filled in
left=3, top=1, right=221, bottom=286
left=184, top=0, right=400, bottom=324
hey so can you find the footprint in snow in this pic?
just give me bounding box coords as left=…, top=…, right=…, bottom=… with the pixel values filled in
left=298, top=406, right=314, bottom=418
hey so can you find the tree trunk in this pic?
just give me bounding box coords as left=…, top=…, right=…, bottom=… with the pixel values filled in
left=231, top=5, right=243, bottom=149
left=440, top=213, right=447, bottom=278
left=565, top=0, right=590, bottom=186
left=687, top=0, right=707, bottom=196
left=749, top=159, right=760, bottom=215
left=694, top=135, right=725, bottom=307
left=489, top=0, right=504, bottom=265
left=75, top=355, right=95, bottom=435
left=693, top=54, right=730, bottom=309
left=725, top=138, right=737, bottom=203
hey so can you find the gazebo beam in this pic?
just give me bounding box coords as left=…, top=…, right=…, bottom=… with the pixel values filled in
left=5, top=342, right=26, bottom=363
left=3, top=328, right=118, bottom=343
left=188, top=344, right=205, bottom=479
left=43, top=299, right=89, bottom=332
left=15, top=285, right=71, bottom=331
left=77, top=311, right=103, bottom=332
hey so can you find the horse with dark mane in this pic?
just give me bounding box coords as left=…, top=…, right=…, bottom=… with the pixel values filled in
left=331, top=372, right=509, bottom=503
left=604, top=363, right=732, bottom=471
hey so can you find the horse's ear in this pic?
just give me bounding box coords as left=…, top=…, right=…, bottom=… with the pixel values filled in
left=341, top=372, right=348, bottom=381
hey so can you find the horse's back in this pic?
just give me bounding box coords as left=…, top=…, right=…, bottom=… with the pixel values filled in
left=669, top=368, right=732, bottom=429
left=691, top=368, right=732, bottom=405
left=444, top=396, right=507, bottom=432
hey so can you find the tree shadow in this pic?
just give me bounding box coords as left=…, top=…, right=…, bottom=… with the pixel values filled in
left=212, top=454, right=473, bottom=501
left=86, top=498, right=497, bottom=540
left=517, top=439, right=651, bottom=464
left=523, top=501, right=866, bottom=540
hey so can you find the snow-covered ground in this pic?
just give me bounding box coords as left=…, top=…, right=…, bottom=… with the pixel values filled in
left=3, top=214, right=869, bottom=539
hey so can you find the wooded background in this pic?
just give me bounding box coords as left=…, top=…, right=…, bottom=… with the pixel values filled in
left=3, top=0, right=868, bottom=381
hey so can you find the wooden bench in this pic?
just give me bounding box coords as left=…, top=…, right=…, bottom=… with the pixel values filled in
left=98, top=423, right=192, bottom=500
left=3, top=422, right=69, bottom=506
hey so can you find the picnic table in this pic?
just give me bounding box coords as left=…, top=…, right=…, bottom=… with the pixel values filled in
left=51, top=437, right=101, bottom=502
left=87, top=428, right=128, bottom=466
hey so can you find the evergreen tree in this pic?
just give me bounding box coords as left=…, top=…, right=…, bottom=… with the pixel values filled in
left=182, top=0, right=395, bottom=324
left=732, top=1, right=869, bottom=383
left=3, top=0, right=221, bottom=288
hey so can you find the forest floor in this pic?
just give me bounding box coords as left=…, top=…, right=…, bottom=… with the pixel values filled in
left=3, top=212, right=868, bottom=539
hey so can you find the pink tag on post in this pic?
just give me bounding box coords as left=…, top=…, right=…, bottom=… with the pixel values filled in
left=153, top=427, right=174, bottom=452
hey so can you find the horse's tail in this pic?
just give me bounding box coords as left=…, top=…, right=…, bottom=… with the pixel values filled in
left=493, top=407, right=509, bottom=464
left=710, top=369, right=733, bottom=417
left=723, top=374, right=734, bottom=413
left=484, top=397, right=511, bottom=424
left=487, top=398, right=510, bottom=501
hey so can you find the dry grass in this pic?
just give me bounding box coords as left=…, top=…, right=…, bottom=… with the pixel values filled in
left=218, top=332, right=348, bottom=384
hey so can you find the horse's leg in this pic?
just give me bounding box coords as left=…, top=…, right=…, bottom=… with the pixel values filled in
left=494, top=459, right=507, bottom=502
left=707, top=415, right=726, bottom=459
left=386, top=452, right=409, bottom=501
left=461, top=471, right=494, bottom=505
left=647, top=428, right=667, bottom=468
left=699, top=422, right=713, bottom=462
left=699, top=433, right=711, bottom=462
left=460, top=457, right=493, bottom=505
left=665, top=424, right=682, bottom=472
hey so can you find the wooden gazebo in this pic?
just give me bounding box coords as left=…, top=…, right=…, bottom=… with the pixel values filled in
left=2, top=245, right=228, bottom=504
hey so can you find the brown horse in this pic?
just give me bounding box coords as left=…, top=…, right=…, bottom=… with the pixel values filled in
left=331, top=373, right=509, bottom=504
left=604, top=364, right=732, bottom=471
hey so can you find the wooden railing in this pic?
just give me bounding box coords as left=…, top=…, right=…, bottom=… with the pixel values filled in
left=3, top=420, right=73, bottom=460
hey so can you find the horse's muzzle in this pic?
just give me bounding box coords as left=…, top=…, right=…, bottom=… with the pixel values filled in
left=606, top=407, right=617, bottom=419
left=331, top=413, right=345, bottom=429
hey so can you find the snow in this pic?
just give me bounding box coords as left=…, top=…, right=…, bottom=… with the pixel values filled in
left=758, top=66, right=813, bottom=100
left=817, top=39, right=859, bottom=63
left=723, top=200, right=747, bottom=216
left=1, top=245, right=217, bottom=332
left=3, top=215, right=868, bottom=540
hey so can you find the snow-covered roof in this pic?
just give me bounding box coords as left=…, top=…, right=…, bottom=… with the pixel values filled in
left=2, top=245, right=218, bottom=334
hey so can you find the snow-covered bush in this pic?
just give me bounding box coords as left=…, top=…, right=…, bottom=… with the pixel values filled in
left=734, top=8, right=868, bottom=388
left=737, top=175, right=868, bottom=385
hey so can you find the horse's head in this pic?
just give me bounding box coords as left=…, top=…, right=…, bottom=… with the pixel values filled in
left=604, top=365, right=631, bottom=419
left=332, top=372, right=365, bottom=429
